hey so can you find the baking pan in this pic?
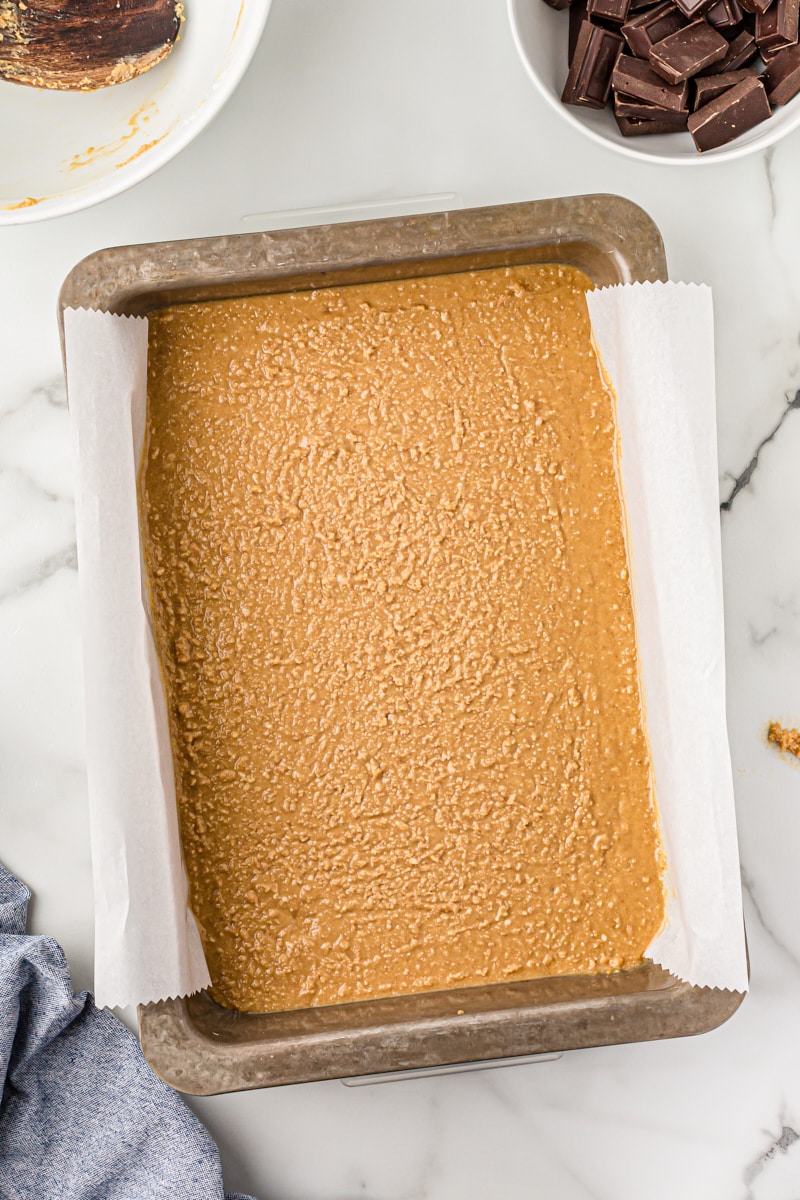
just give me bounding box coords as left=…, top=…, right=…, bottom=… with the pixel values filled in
left=59, top=195, right=744, bottom=1096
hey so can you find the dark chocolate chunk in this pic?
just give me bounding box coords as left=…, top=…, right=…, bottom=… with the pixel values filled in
left=614, top=91, right=692, bottom=119
left=562, top=22, right=624, bottom=105
left=706, top=0, right=744, bottom=26
left=755, top=0, right=799, bottom=50
left=673, top=0, right=716, bottom=20
left=569, top=0, right=589, bottom=62
left=622, top=2, right=688, bottom=57
left=763, top=41, right=800, bottom=100
left=566, top=0, right=591, bottom=62
left=687, top=74, right=770, bottom=147
left=698, top=27, right=758, bottom=68
left=613, top=52, right=691, bottom=105
left=615, top=111, right=690, bottom=132
left=649, top=18, right=730, bottom=80
left=738, top=0, right=771, bottom=15
left=587, top=0, right=631, bottom=22
left=693, top=65, right=757, bottom=104
left=543, top=0, right=576, bottom=11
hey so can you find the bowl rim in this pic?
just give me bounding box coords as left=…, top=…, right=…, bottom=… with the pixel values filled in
left=0, top=0, right=272, bottom=226
left=508, top=0, right=800, bottom=166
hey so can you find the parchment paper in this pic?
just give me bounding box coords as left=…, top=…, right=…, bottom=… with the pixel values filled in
left=588, top=283, right=747, bottom=994
left=64, top=281, right=748, bottom=1009
left=65, top=310, right=210, bottom=1008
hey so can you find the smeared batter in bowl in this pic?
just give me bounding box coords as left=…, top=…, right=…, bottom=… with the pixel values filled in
left=141, top=264, right=665, bottom=1013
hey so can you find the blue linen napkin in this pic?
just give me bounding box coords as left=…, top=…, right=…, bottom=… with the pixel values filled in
left=0, top=862, right=256, bottom=1200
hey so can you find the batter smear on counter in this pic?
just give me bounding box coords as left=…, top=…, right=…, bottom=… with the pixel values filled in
left=141, top=264, right=665, bottom=1013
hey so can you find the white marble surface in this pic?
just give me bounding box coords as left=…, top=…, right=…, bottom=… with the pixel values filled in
left=3, top=1, right=800, bottom=1196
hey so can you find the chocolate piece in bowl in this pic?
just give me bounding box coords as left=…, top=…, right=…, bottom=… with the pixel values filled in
left=672, top=0, right=716, bottom=20
left=587, top=0, right=632, bottom=22
left=755, top=0, right=800, bottom=51
left=763, top=42, right=800, bottom=100
left=693, top=66, right=757, bottom=104
left=688, top=72, right=770, bottom=146
left=622, top=3, right=688, bottom=57
left=562, top=23, right=624, bottom=105
left=615, top=111, right=690, bottom=130
left=544, top=0, right=576, bottom=13
left=739, top=0, right=771, bottom=16
left=613, top=53, right=691, bottom=106
left=649, top=19, right=730, bottom=82
left=705, top=0, right=745, bottom=25
left=614, top=92, right=691, bottom=122
left=569, top=0, right=590, bottom=62
left=702, top=28, right=758, bottom=69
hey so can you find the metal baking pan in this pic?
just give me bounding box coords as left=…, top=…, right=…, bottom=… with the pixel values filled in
left=59, top=195, right=744, bottom=1096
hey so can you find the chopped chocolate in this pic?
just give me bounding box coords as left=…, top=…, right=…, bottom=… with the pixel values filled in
left=706, top=0, right=744, bottom=26
left=673, top=0, right=716, bottom=20
left=613, top=52, right=691, bottom=104
left=546, top=0, right=798, bottom=154
left=702, top=27, right=758, bottom=68
left=649, top=18, right=730, bottom=80
left=622, top=2, right=688, bottom=56
left=738, top=0, right=771, bottom=15
left=569, top=0, right=590, bottom=62
left=615, top=111, right=690, bottom=131
left=687, top=73, right=770, bottom=147
left=587, top=0, right=632, bottom=22
left=726, top=18, right=750, bottom=36
left=562, top=22, right=624, bottom=105
left=755, top=0, right=800, bottom=50
left=763, top=41, right=800, bottom=99
left=693, top=65, right=757, bottom=104
left=614, top=91, right=692, bottom=118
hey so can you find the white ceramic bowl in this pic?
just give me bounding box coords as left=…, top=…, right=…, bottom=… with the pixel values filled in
left=509, top=0, right=800, bottom=164
left=0, top=0, right=271, bottom=224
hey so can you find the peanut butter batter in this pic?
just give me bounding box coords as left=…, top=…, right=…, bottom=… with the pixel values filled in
left=141, top=264, right=665, bottom=1014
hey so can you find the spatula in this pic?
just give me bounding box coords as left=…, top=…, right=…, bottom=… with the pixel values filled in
left=0, top=0, right=182, bottom=91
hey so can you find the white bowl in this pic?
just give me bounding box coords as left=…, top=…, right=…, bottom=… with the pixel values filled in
left=509, top=0, right=800, bottom=164
left=0, top=0, right=271, bottom=224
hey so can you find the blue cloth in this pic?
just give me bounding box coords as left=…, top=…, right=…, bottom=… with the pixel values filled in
left=0, top=863, right=256, bottom=1200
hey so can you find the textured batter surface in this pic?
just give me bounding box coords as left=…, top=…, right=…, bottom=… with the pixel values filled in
left=141, top=264, right=665, bottom=1014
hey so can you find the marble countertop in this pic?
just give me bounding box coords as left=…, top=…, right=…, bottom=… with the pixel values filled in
left=3, top=1, right=800, bottom=1196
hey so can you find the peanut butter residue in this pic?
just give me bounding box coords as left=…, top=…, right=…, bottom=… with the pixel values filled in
left=768, top=722, right=800, bottom=758
left=4, top=195, right=41, bottom=210
left=141, top=265, right=665, bottom=1014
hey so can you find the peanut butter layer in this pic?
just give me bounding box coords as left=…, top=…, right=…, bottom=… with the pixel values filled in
left=141, top=264, right=665, bottom=1014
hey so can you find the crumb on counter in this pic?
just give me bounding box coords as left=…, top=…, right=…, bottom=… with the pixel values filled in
left=768, top=722, right=800, bottom=759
